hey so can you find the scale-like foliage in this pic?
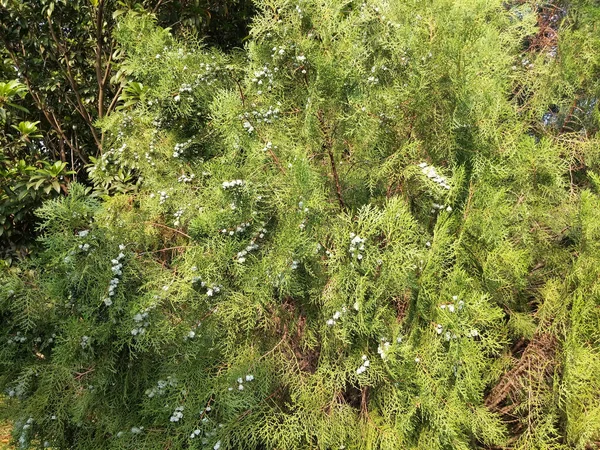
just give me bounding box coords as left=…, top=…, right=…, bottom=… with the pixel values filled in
left=2, top=1, right=600, bottom=449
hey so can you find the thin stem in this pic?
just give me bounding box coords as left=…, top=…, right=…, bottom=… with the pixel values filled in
left=145, top=222, right=192, bottom=239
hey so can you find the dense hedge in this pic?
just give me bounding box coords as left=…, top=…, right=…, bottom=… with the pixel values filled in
left=2, top=0, right=600, bottom=449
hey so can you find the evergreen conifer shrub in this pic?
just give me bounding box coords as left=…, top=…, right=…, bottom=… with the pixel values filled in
left=2, top=1, right=600, bottom=448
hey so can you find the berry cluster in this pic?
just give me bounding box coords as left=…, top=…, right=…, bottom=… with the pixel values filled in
left=261, top=141, right=277, bottom=152
left=7, top=331, right=27, bottom=345
left=349, top=233, right=365, bottom=260
left=103, top=245, right=126, bottom=306
left=221, top=221, right=250, bottom=236
left=419, top=162, right=451, bottom=190
left=145, top=376, right=178, bottom=398
left=177, top=173, right=195, bottom=183
left=195, top=60, right=225, bottom=86
left=173, top=209, right=184, bottom=227
left=222, top=179, right=245, bottom=190
left=326, top=306, right=348, bottom=326
left=377, top=338, right=391, bottom=360
left=77, top=229, right=91, bottom=252
left=235, top=225, right=268, bottom=263
left=240, top=104, right=282, bottom=133
left=439, top=295, right=464, bottom=313
left=228, top=374, right=255, bottom=391
left=431, top=202, right=452, bottom=213
left=206, top=285, right=222, bottom=297
left=159, top=190, right=170, bottom=204
left=173, top=139, right=192, bottom=158
left=169, top=406, right=184, bottom=422
left=251, top=66, right=275, bottom=94
left=131, top=310, right=150, bottom=336
left=356, top=355, right=370, bottom=375
left=80, top=335, right=90, bottom=349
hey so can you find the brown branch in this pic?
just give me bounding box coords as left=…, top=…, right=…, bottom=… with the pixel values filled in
left=141, top=246, right=192, bottom=254
left=101, top=40, right=115, bottom=92
left=462, top=181, right=474, bottom=221
left=144, top=221, right=192, bottom=239
left=95, top=0, right=106, bottom=119
left=234, top=386, right=285, bottom=423
left=152, top=0, right=170, bottom=14
left=251, top=123, right=285, bottom=173
left=233, top=76, right=246, bottom=106
left=560, top=97, right=579, bottom=134
left=75, top=367, right=95, bottom=380
left=106, top=84, right=123, bottom=117
left=56, top=129, right=67, bottom=163
left=317, top=110, right=346, bottom=209
left=98, top=38, right=117, bottom=152
left=6, top=46, right=88, bottom=164
left=327, top=146, right=346, bottom=209
left=47, top=17, right=102, bottom=150
left=257, top=332, right=288, bottom=362
left=70, top=133, right=76, bottom=181
left=49, top=110, right=88, bottom=164
left=267, top=148, right=286, bottom=174
left=360, top=386, right=369, bottom=417
left=47, top=24, right=91, bottom=124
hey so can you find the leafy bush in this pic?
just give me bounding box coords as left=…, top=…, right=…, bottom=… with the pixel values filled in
left=0, top=0, right=255, bottom=262
left=2, top=1, right=600, bottom=449
left=0, top=80, right=73, bottom=262
left=0, top=0, right=255, bottom=173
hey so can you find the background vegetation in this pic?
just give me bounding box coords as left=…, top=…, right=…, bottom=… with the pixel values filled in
left=0, top=0, right=254, bottom=261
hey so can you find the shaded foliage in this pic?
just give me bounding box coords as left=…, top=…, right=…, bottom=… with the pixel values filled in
left=0, top=0, right=254, bottom=261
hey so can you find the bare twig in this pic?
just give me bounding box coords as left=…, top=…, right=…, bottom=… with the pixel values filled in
left=75, top=367, right=95, bottom=380
left=47, top=17, right=102, bottom=150
left=142, top=246, right=193, bottom=254
left=95, top=0, right=106, bottom=119
left=145, top=222, right=192, bottom=239
left=327, top=146, right=346, bottom=209
left=317, top=110, right=346, bottom=209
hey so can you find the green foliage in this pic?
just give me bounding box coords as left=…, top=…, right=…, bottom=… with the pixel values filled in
left=0, top=80, right=28, bottom=120
left=0, top=157, right=73, bottom=258
left=0, top=80, right=72, bottom=262
left=0, top=0, right=255, bottom=169
left=0, top=0, right=255, bottom=261
left=2, top=1, right=600, bottom=449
